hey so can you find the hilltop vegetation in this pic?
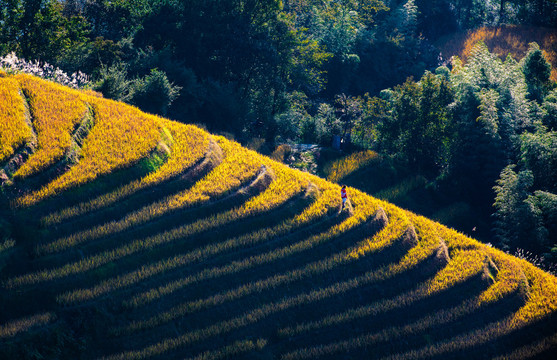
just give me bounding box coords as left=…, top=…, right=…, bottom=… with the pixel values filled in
left=2, top=1, right=557, bottom=358
left=439, top=25, right=557, bottom=82
left=1, top=73, right=557, bottom=359
left=2, top=1, right=557, bottom=265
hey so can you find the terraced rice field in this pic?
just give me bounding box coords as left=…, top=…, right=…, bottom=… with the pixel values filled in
left=1, top=72, right=557, bottom=359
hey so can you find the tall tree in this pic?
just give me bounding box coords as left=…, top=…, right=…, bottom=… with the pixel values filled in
left=521, top=43, right=553, bottom=102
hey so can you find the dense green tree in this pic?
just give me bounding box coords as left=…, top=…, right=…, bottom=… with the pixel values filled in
left=527, top=190, right=557, bottom=260
left=379, top=72, right=454, bottom=175
left=353, top=95, right=388, bottom=148
left=494, top=163, right=557, bottom=260
left=130, top=68, right=181, bottom=116
left=519, top=126, right=557, bottom=193
left=0, top=0, right=24, bottom=55
left=94, top=62, right=131, bottom=101
left=493, top=165, right=537, bottom=250
left=315, top=102, right=341, bottom=145
left=543, top=89, right=557, bottom=131
left=447, top=44, right=536, bottom=198
left=521, top=43, right=553, bottom=102
left=83, top=0, right=150, bottom=42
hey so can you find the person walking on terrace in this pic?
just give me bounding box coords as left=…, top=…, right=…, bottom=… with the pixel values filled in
left=341, top=185, right=348, bottom=210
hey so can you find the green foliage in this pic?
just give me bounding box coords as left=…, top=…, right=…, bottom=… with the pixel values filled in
left=353, top=95, right=387, bottom=148
left=275, top=91, right=312, bottom=142
left=493, top=165, right=536, bottom=250
left=130, top=69, right=181, bottom=116
left=521, top=42, right=553, bottom=102
left=316, top=103, right=341, bottom=145
left=94, top=63, right=131, bottom=101
left=335, top=93, right=364, bottom=144
left=543, top=89, right=557, bottom=130
left=519, top=125, right=557, bottom=192
left=379, top=72, right=454, bottom=176
left=527, top=190, right=557, bottom=259
left=448, top=43, right=534, bottom=198
left=477, top=88, right=501, bottom=139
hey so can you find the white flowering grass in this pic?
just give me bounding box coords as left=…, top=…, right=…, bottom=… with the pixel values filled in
left=0, top=52, right=89, bottom=89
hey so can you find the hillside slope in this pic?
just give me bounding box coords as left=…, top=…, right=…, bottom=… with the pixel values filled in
left=438, top=25, right=557, bottom=82
left=1, top=73, right=557, bottom=359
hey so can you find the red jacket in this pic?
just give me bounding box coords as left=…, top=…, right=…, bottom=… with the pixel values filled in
left=341, top=188, right=347, bottom=199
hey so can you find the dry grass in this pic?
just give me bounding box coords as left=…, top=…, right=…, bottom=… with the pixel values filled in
left=0, top=313, right=55, bottom=339
left=16, top=93, right=162, bottom=206
left=1, top=72, right=557, bottom=359
left=41, top=119, right=210, bottom=225
left=439, top=25, right=557, bottom=82
left=324, top=150, right=379, bottom=183
left=13, top=74, right=88, bottom=178
left=0, top=77, right=33, bottom=163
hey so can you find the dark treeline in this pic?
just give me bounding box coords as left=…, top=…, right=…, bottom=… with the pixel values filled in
left=1, top=0, right=557, bottom=264
left=1, top=0, right=556, bottom=138
left=378, top=43, right=557, bottom=266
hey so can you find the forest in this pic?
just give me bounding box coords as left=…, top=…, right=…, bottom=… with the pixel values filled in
left=1, top=0, right=557, bottom=268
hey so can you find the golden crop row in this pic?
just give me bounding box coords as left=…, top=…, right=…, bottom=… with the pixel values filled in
left=406, top=214, right=527, bottom=308
left=347, top=206, right=410, bottom=260
left=100, top=171, right=557, bottom=360
left=123, top=193, right=435, bottom=334
left=412, top=212, right=557, bottom=321
left=8, top=158, right=307, bottom=288
left=325, top=150, right=378, bottom=183
left=281, top=296, right=481, bottom=360
left=42, top=119, right=209, bottom=226
left=404, top=212, right=557, bottom=348
left=279, top=242, right=553, bottom=360
left=37, top=137, right=262, bottom=254
left=0, top=77, right=33, bottom=163
left=57, top=164, right=312, bottom=304
left=108, top=215, right=435, bottom=360
left=16, top=93, right=162, bottom=207
left=278, top=249, right=486, bottom=338
left=186, top=339, right=267, bottom=360
left=0, top=239, right=15, bottom=254
left=508, top=256, right=557, bottom=325
left=0, top=312, right=54, bottom=339
left=119, top=183, right=340, bottom=308
left=13, top=74, right=88, bottom=178
left=122, top=184, right=373, bottom=313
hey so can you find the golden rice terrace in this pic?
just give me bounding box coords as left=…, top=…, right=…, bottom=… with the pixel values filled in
left=1, top=73, right=557, bottom=359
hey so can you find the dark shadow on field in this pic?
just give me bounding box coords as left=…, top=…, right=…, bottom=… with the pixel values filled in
left=8, top=191, right=311, bottom=302
left=27, top=168, right=276, bottom=270
left=91, top=195, right=325, bottom=310
left=294, top=282, right=524, bottom=360
left=428, top=310, right=557, bottom=360
left=80, top=192, right=313, bottom=291
left=13, top=151, right=167, bottom=218
left=323, top=153, right=494, bottom=244
left=141, top=244, right=437, bottom=346
left=42, top=153, right=214, bottom=239
left=7, top=155, right=175, bottom=266
left=271, top=251, right=456, bottom=346
left=533, top=343, right=557, bottom=360
left=119, top=242, right=444, bottom=359
left=133, top=209, right=369, bottom=314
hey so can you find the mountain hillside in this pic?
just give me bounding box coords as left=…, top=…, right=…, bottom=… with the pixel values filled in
left=438, top=25, right=557, bottom=82
left=1, top=73, right=557, bottom=359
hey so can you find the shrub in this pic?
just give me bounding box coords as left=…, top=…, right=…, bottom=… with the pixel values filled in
left=94, top=63, right=132, bottom=102
left=130, top=69, right=181, bottom=116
